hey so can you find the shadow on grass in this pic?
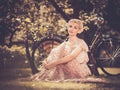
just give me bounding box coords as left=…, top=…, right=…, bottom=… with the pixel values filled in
left=0, top=84, right=33, bottom=90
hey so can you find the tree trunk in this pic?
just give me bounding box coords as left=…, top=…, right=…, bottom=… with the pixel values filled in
left=25, top=40, right=39, bottom=74
left=49, top=0, right=70, bottom=21
left=25, top=24, right=39, bottom=74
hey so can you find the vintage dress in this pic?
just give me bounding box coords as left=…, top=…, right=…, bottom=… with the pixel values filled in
left=30, top=39, right=91, bottom=81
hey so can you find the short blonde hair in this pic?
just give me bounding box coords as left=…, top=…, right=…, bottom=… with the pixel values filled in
left=67, top=19, right=83, bottom=33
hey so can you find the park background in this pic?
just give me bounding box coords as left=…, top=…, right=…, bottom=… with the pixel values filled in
left=0, top=0, right=120, bottom=90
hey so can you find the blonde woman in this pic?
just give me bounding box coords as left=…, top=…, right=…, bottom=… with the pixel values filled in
left=31, top=19, right=92, bottom=81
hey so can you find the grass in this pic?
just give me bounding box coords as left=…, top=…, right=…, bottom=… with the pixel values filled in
left=0, top=80, right=97, bottom=90
left=0, top=68, right=120, bottom=90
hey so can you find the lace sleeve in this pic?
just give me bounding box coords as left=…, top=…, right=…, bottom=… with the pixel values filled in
left=75, top=39, right=89, bottom=64
left=81, top=39, right=89, bottom=52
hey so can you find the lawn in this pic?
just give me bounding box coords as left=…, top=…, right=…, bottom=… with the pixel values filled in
left=0, top=68, right=120, bottom=90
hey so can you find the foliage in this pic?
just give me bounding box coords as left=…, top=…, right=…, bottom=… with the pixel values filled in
left=0, top=0, right=120, bottom=72
left=0, top=0, right=111, bottom=44
left=0, top=46, right=29, bottom=68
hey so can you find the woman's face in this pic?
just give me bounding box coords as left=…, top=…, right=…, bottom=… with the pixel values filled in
left=67, top=22, right=80, bottom=36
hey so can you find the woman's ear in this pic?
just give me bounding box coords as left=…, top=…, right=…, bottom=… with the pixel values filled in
left=77, top=30, right=81, bottom=34
left=77, top=29, right=83, bottom=34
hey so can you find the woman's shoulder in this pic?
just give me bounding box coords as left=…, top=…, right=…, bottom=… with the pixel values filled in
left=77, top=38, right=89, bottom=51
left=77, top=38, right=86, bottom=44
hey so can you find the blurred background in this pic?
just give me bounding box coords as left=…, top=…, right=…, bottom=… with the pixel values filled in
left=0, top=0, right=120, bottom=73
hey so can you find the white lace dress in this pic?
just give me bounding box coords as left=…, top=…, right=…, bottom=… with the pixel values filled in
left=30, top=39, right=92, bottom=81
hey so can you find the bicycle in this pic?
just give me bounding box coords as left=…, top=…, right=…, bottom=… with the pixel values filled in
left=32, top=20, right=120, bottom=76
left=88, top=27, right=120, bottom=76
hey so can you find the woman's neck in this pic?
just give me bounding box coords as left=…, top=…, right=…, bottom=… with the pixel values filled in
left=68, top=36, right=78, bottom=42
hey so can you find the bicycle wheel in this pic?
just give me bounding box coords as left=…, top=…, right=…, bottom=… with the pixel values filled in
left=32, top=37, right=63, bottom=68
left=95, top=38, right=120, bottom=76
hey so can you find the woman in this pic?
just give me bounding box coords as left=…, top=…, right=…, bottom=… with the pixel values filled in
left=30, top=19, right=92, bottom=81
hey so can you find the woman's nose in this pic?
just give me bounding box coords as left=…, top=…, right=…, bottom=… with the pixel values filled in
left=69, top=27, right=73, bottom=31
left=68, top=29, right=72, bottom=32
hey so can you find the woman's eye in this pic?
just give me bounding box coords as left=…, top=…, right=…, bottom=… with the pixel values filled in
left=69, top=25, right=78, bottom=29
left=69, top=25, right=72, bottom=28
left=74, top=26, right=78, bottom=29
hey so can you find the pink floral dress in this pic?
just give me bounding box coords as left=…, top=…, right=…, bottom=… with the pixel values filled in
left=31, top=39, right=91, bottom=81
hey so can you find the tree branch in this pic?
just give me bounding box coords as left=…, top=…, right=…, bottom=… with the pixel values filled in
left=49, top=0, right=70, bottom=21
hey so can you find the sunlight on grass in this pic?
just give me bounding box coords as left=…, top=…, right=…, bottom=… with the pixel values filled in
left=6, top=80, right=97, bottom=90
left=98, top=67, right=120, bottom=75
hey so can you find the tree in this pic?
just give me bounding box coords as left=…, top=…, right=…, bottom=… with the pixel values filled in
left=0, top=0, right=119, bottom=74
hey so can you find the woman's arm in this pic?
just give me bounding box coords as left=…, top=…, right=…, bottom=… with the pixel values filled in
left=45, top=45, right=82, bottom=69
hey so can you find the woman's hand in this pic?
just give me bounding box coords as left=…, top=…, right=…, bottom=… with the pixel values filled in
left=44, top=62, right=57, bottom=70
left=42, top=59, right=47, bottom=67
left=42, top=60, right=51, bottom=69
